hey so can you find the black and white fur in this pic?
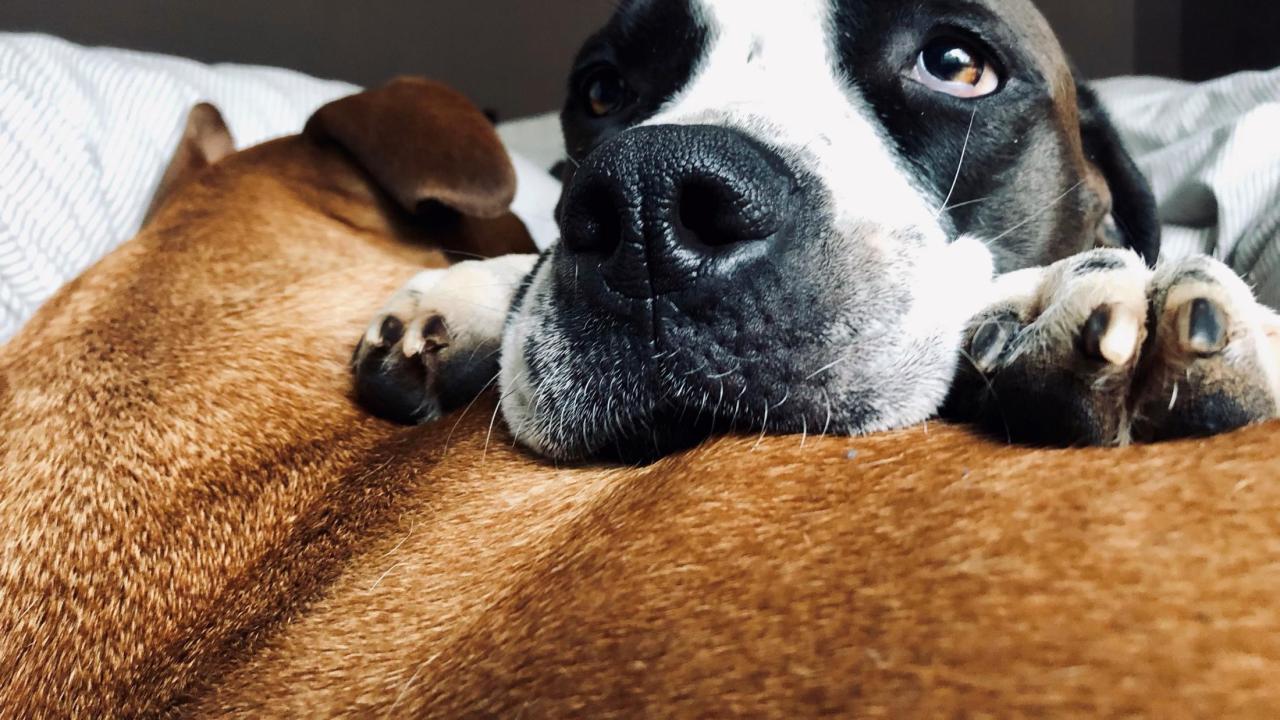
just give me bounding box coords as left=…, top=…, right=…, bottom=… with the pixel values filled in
left=354, top=0, right=1280, bottom=461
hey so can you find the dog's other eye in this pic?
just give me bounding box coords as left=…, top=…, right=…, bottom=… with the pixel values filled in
left=582, top=66, right=630, bottom=118
left=913, top=37, right=1000, bottom=98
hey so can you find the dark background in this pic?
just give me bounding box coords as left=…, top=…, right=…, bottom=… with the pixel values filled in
left=1, top=0, right=1275, bottom=119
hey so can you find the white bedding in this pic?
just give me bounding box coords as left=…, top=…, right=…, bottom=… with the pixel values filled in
left=0, top=33, right=558, bottom=342
left=0, top=32, right=1276, bottom=342
left=1096, top=70, right=1280, bottom=309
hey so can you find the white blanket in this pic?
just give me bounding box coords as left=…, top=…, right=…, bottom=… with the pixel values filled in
left=1096, top=69, right=1280, bottom=309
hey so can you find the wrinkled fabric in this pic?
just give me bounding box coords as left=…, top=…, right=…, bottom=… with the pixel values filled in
left=1096, top=69, right=1280, bottom=309
left=0, top=33, right=561, bottom=343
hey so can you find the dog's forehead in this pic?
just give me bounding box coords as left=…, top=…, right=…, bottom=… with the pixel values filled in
left=671, top=0, right=1070, bottom=87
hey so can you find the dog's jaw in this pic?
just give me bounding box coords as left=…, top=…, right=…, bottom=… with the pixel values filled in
left=501, top=230, right=997, bottom=462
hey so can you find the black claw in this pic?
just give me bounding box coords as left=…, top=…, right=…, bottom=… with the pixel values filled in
left=970, top=314, right=1020, bottom=372
left=353, top=346, right=441, bottom=425
left=379, top=315, right=405, bottom=346
left=1080, top=306, right=1113, bottom=362
left=1186, top=298, right=1227, bottom=356
left=421, top=315, right=451, bottom=353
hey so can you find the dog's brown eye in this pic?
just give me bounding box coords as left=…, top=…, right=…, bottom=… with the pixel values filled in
left=914, top=37, right=1000, bottom=98
left=583, top=67, right=629, bottom=118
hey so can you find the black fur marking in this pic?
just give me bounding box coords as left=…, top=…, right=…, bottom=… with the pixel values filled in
left=832, top=2, right=1160, bottom=271
left=1073, top=254, right=1129, bottom=275
left=1075, top=82, right=1161, bottom=266
left=833, top=1, right=1058, bottom=271
left=560, top=0, right=710, bottom=162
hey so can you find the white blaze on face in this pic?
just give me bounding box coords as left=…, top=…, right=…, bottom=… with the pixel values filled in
left=646, top=0, right=992, bottom=352
left=646, top=0, right=946, bottom=244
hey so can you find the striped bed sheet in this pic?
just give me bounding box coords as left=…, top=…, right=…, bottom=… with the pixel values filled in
left=1096, top=69, right=1280, bottom=309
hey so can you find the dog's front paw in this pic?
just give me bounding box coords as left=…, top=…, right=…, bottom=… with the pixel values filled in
left=945, top=249, right=1280, bottom=445
left=351, top=255, right=539, bottom=425
left=353, top=270, right=454, bottom=424
left=1129, top=257, right=1280, bottom=441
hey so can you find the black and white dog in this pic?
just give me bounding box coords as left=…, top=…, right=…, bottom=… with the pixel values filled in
left=354, top=0, right=1280, bottom=461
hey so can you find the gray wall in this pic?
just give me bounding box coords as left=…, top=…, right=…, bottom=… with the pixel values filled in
left=0, top=1, right=1219, bottom=118
left=0, top=0, right=613, bottom=119
left=1036, top=0, right=1139, bottom=79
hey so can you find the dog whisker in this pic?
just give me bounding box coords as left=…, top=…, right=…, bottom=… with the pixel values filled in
left=805, top=356, right=845, bottom=382
left=752, top=402, right=770, bottom=451
left=368, top=559, right=407, bottom=592
left=441, top=249, right=493, bottom=261
left=729, top=382, right=749, bottom=433
left=956, top=346, right=1013, bottom=445
left=941, top=194, right=995, bottom=213
left=770, top=389, right=791, bottom=411
left=389, top=655, right=437, bottom=716
left=820, top=388, right=834, bottom=440
left=986, top=179, right=1086, bottom=245
left=443, top=370, right=503, bottom=457
left=682, top=361, right=710, bottom=377
left=484, top=372, right=524, bottom=462
left=379, top=522, right=417, bottom=560
left=936, top=106, right=979, bottom=218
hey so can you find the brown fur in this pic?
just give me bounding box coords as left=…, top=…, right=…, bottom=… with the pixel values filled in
left=2, top=79, right=1279, bottom=718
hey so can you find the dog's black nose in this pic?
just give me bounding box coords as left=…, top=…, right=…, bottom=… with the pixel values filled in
left=559, top=125, right=793, bottom=297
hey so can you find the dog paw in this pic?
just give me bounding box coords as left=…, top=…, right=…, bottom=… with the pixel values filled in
left=351, top=255, right=538, bottom=425
left=353, top=270, right=453, bottom=424
left=945, top=249, right=1280, bottom=445
left=1129, top=256, right=1280, bottom=441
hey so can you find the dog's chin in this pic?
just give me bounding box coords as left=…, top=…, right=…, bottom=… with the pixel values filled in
left=498, top=231, right=996, bottom=463
left=499, top=332, right=955, bottom=464
left=498, top=283, right=957, bottom=464
left=500, top=354, right=828, bottom=465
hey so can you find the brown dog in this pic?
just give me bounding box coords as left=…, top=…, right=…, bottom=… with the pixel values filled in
left=2, top=78, right=1280, bottom=718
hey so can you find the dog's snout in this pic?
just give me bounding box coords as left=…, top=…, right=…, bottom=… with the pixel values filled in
left=560, top=125, right=793, bottom=296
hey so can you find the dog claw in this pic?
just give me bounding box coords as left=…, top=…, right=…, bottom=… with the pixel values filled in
left=1081, top=304, right=1140, bottom=366
left=379, top=315, right=405, bottom=346
left=402, top=314, right=450, bottom=358
left=353, top=309, right=452, bottom=424
left=970, top=314, right=1019, bottom=373
left=1179, top=297, right=1227, bottom=356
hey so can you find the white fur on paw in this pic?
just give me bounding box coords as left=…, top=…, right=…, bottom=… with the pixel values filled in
left=952, top=249, right=1278, bottom=445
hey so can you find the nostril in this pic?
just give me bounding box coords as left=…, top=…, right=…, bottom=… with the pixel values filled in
left=562, top=183, right=624, bottom=257
left=678, top=179, right=730, bottom=247
left=677, top=176, right=781, bottom=248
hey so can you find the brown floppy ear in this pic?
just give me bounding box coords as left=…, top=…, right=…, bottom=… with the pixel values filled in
left=1075, top=80, right=1161, bottom=266
left=143, top=103, right=235, bottom=226
left=305, top=77, right=516, bottom=219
